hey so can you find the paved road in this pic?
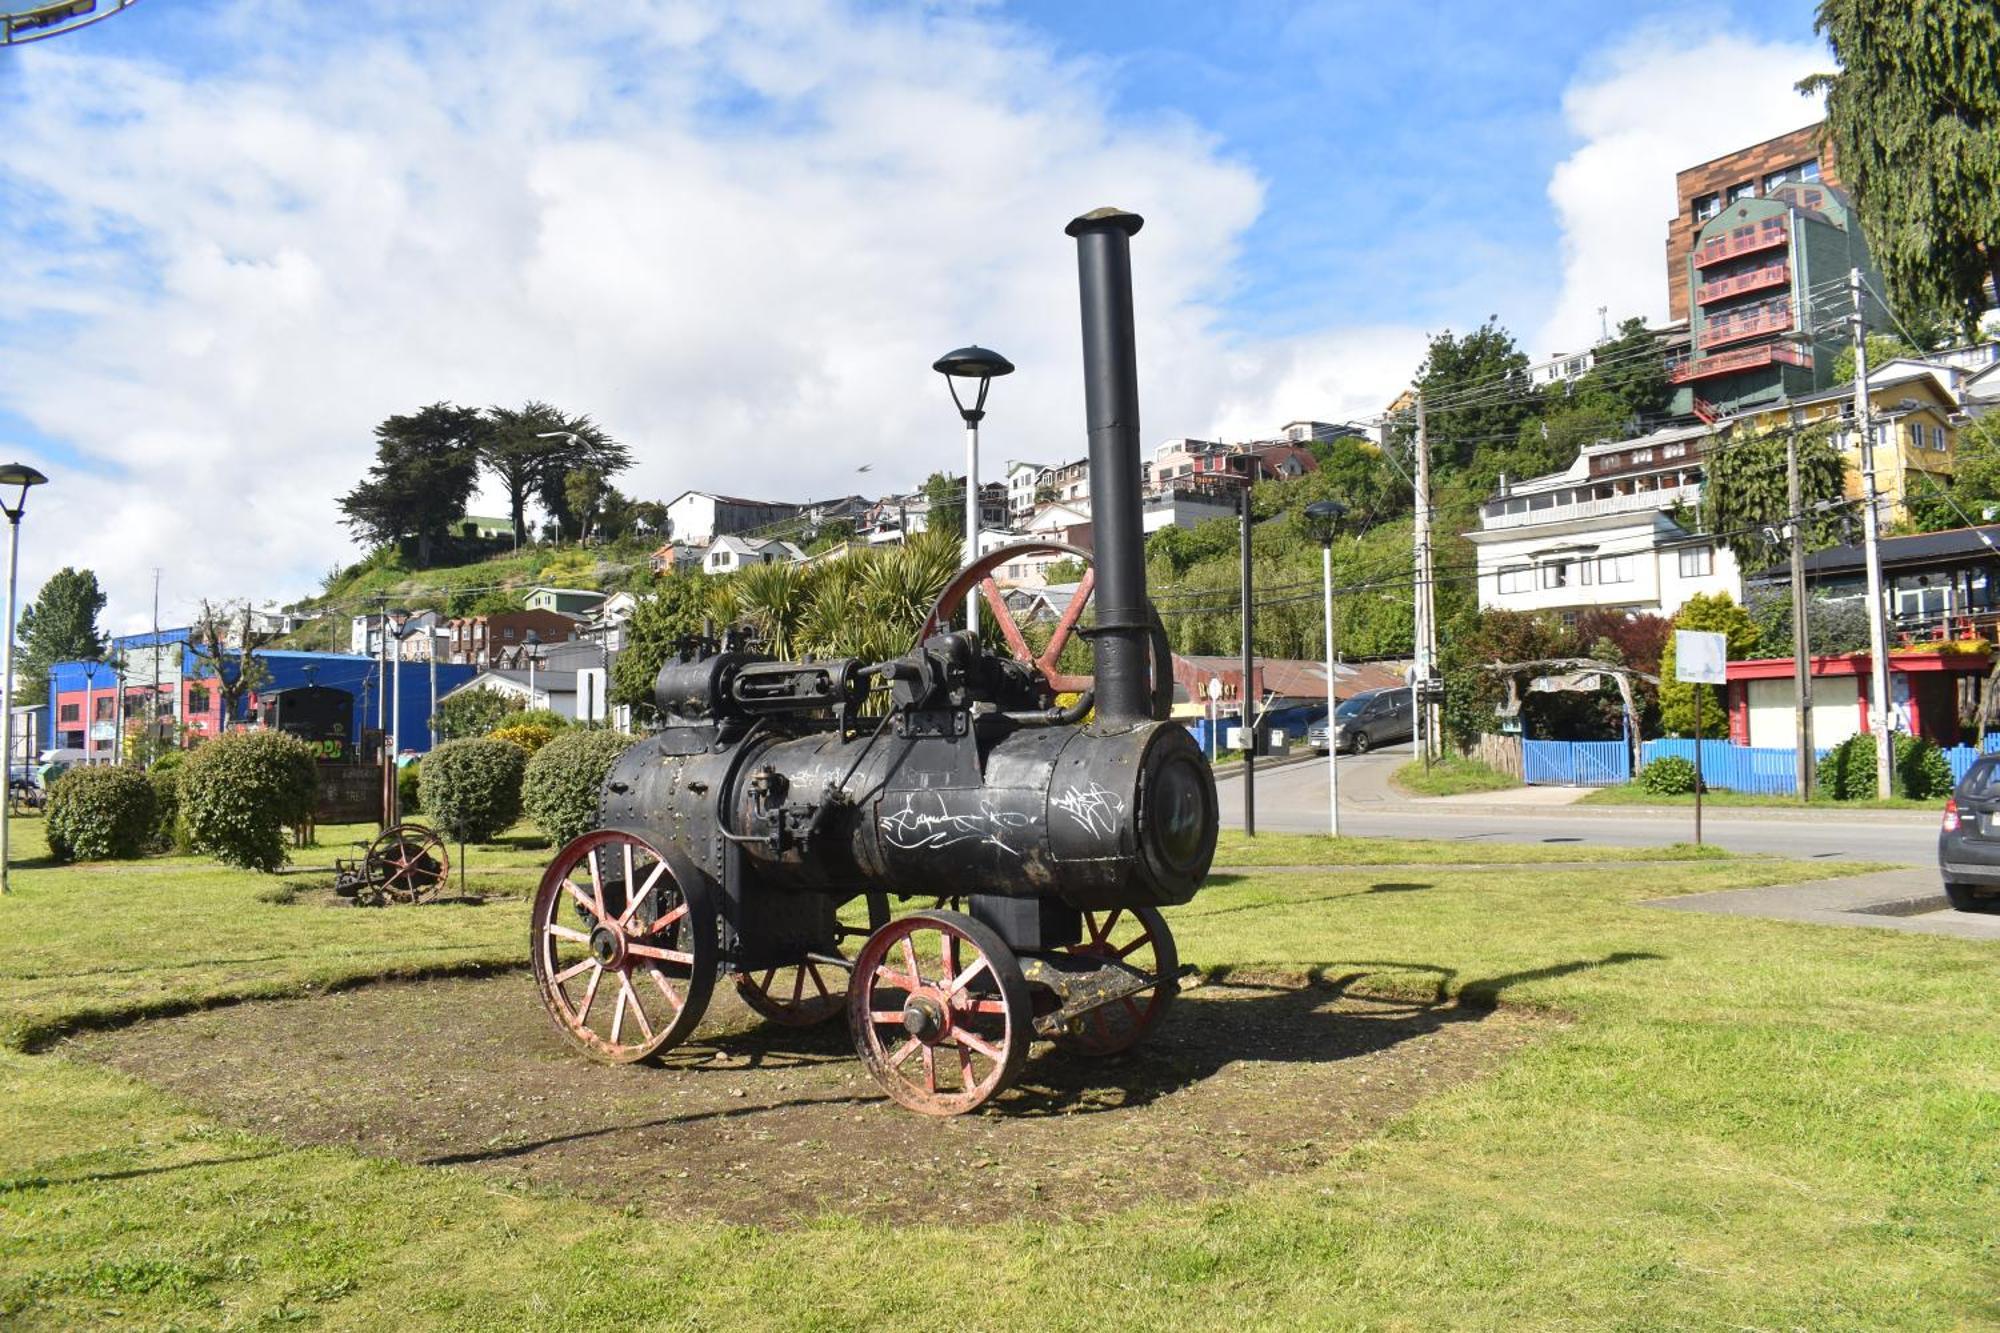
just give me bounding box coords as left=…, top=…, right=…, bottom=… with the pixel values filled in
left=1217, top=743, right=1939, bottom=865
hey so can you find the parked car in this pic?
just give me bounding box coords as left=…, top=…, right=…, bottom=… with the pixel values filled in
left=1940, top=756, right=2000, bottom=912
left=1307, top=688, right=1414, bottom=756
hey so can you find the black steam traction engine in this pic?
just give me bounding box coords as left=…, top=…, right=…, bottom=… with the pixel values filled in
left=528, top=208, right=1219, bottom=1114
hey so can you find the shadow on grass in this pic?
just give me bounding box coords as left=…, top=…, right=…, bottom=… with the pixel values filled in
left=0, top=1150, right=287, bottom=1193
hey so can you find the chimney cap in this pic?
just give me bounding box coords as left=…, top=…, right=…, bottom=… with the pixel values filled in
left=1065, top=207, right=1144, bottom=237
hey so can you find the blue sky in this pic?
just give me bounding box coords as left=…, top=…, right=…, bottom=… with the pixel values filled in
left=1010, top=0, right=1825, bottom=336
left=0, top=0, right=1833, bottom=626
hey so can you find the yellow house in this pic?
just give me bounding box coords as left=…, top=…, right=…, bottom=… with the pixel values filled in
left=1735, top=363, right=1963, bottom=523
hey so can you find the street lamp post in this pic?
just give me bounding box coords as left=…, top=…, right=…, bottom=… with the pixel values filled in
left=0, top=462, right=49, bottom=894
left=932, top=346, right=1015, bottom=636
left=1305, top=499, right=1348, bottom=838
left=523, top=630, right=542, bottom=706
left=82, top=657, right=100, bottom=765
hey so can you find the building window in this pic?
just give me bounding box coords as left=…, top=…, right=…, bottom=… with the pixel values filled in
left=1630, top=449, right=1653, bottom=463
left=96, top=697, right=114, bottom=719
left=1908, top=423, right=1923, bottom=449
left=58, top=703, right=78, bottom=722
left=1597, top=555, right=1636, bottom=585
left=1933, top=426, right=1947, bottom=451
left=187, top=686, right=210, bottom=713
left=1498, top=566, right=1533, bottom=594
left=1663, top=443, right=1687, bottom=459
left=1727, top=181, right=1755, bottom=203
left=1540, top=561, right=1570, bottom=590
left=1678, top=545, right=1714, bottom=578
left=1692, top=192, right=1720, bottom=222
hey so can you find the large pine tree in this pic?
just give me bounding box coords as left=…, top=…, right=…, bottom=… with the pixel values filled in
left=1802, top=1, right=2000, bottom=334
left=14, top=567, right=107, bottom=705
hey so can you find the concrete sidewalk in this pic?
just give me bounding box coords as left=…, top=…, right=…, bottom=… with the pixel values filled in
left=1647, top=867, right=2000, bottom=940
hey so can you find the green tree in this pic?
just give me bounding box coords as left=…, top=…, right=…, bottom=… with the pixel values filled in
left=1658, top=594, right=1761, bottom=737
left=339, top=403, right=485, bottom=567
left=14, top=567, right=106, bottom=705
left=1578, top=317, right=1672, bottom=418
left=1910, top=413, right=2000, bottom=529
left=1802, top=2, right=2000, bottom=337
left=1406, top=319, right=1536, bottom=486
left=612, top=574, right=719, bottom=723
left=1828, top=333, right=1919, bottom=383
left=431, top=686, right=523, bottom=741
left=564, top=468, right=610, bottom=542
left=1702, top=424, right=1848, bottom=569
left=921, top=471, right=962, bottom=523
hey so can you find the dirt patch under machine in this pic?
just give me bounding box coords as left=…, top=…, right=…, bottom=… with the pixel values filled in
left=66, top=972, right=1546, bottom=1227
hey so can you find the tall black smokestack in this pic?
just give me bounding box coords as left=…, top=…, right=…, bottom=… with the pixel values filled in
left=1066, top=206, right=1154, bottom=727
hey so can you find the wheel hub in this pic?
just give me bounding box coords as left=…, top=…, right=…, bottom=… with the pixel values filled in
left=589, top=925, right=626, bottom=968
left=902, top=992, right=949, bottom=1043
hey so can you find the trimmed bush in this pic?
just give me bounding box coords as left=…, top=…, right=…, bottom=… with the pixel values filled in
left=397, top=761, right=422, bottom=815
left=149, top=750, right=186, bottom=774
left=490, top=723, right=558, bottom=755
left=1815, top=732, right=1953, bottom=801
left=422, top=737, right=527, bottom=843
left=179, top=732, right=320, bottom=872
left=508, top=708, right=572, bottom=735
left=147, top=765, right=185, bottom=852
left=45, top=766, right=157, bottom=861
left=1637, top=755, right=1699, bottom=796
left=522, top=729, right=640, bottom=847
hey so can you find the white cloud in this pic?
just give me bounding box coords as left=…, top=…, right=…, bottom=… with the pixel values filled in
left=1535, top=27, right=1829, bottom=358
left=0, top=0, right=1410, bottom=633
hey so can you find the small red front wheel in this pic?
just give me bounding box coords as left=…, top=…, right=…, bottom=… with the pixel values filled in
left=847, top=910, right=1031, bottom=1116
left=530, top=829, right=716, bottom=1063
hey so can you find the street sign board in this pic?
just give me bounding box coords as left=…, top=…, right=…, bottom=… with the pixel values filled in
left=1675, top=630, right=1728, bottom=685
left=1206, top=677, right=1223, bottom=702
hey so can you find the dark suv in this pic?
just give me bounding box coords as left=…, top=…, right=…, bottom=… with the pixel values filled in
left=1938, top=755, right=2000, bottom=912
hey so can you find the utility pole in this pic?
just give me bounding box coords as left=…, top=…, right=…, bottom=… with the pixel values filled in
left=150, top=568, right=161, bottom=766
left=1851, top=268, right=1894, bottom=799
left=1239, top=479, right=1256, bottom=837
left=1785, top=427, right=1814, bottom=799
left=1412, top=390, right=1437, bottom=761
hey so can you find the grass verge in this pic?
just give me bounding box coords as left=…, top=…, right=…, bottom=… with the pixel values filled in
left=1389, top=754, right=1521, bottom=797
left=1579, top=783, right=1944, bottom=812
left=0, top=815, right=1994, bottom=1328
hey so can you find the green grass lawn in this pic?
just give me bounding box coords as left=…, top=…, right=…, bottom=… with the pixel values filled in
left=0, top=816, right=1995, bottom=1328
left=1391, top=754, right=1522, bottom=797
left=1579, top=783, right=1944, bottom=812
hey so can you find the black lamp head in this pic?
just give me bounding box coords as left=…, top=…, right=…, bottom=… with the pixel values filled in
left=933, top=345, right=1015, bottom=423
left=1304, top=499, right=1348, bottom=545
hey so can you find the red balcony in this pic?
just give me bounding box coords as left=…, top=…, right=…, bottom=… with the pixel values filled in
left=1693, top=219, right=1788, bottom=268
left=1698, top=304, right=1794, bottom=350
left=1667, top=341, right=1812, bottom=384
left=1696, top=262, right=1789, bottom=305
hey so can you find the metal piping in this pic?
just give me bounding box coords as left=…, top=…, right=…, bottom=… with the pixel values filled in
left=1066, top=206, right=1155, bottom=726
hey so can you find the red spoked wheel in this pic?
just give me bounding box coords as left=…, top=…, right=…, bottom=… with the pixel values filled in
left=530, top=829, right=716, bottom=1063
left=847, top=910, right=1031, bottom=1116
left=1051, top=905, right=1178, bottom=1056
left=915, top=541, right=1097, bottom=695
left=362, top=823, right=450, bottom=905
left=735, top=892, right=891, bottom=1027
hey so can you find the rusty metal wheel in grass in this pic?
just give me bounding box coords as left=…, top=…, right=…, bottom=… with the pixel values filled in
left=364, top=823, right=450, bottom=905
left=846, top=909, right=1031, bottom=1116
left=735, top=892, right=890, bottom=1028
left=1050, top=905, right=1178, bottom=1056
left=531, top=828, right=716, bottom=1063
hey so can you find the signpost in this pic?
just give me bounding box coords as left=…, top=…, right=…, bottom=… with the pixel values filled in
left=1206, top=676, right=1222, bottom=761
left=1676, top=630, right=1729, bottom=846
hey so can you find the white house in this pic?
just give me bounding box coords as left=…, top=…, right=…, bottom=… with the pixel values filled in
left=663, top=491, right=801, bottom=546
left=702, top=533, right=806, bottom=575
left=1005, top=461, right=1049, bottom=522
left=1464, top=423, right=1742, bottom=619
left=441, top=669, right=581, bottom=719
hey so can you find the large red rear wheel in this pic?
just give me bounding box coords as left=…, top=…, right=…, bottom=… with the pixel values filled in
left=916, top=541, right=1098, bottom=695
left=530, top=829, right=716, bottom=1063
left=735, top=892, right=890, bottom=1027
left=1050, top=905, right=1178, bottom=1056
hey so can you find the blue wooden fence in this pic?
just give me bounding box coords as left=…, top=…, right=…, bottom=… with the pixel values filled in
left=1623, top=735, right=2000, bottom=794
left=1523, top=739, right=1631, bottom=787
